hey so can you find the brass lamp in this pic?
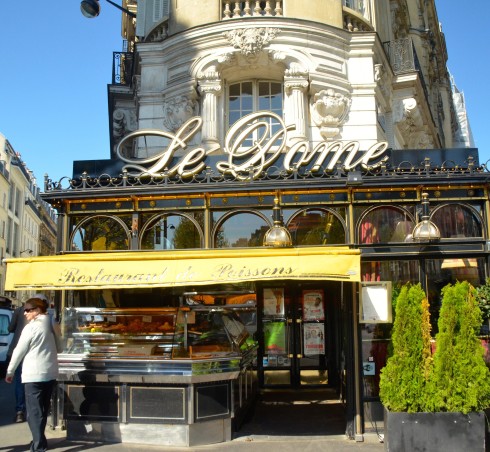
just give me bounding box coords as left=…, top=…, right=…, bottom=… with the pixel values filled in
left=412, top=192, right=441, bottom=242
left=263, top=197, right=292, bottom=247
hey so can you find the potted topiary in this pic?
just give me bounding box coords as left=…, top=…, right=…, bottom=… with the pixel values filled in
left=380, top=281, right=490, bottom=451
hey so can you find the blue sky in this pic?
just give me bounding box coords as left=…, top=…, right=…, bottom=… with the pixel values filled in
left=0, top=1, right=487, bottom=186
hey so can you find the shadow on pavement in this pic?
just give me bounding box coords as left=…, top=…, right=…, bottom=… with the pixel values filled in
left=235, top=388, right=346, bottom=439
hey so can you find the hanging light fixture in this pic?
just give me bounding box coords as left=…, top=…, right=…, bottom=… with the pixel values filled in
left=412, top=192, right=441, bottom=242
left=80, top=0, right=136, bottom=19
left=263, top=197, right=293, bottom=247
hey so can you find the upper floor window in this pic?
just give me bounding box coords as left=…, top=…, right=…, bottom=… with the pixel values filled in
left=228, top=80, right=283, bottom=147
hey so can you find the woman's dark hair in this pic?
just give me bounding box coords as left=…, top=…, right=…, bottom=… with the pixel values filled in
left=25, top=298, right=48, bottom=313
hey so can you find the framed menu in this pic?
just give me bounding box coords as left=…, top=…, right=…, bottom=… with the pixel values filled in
left=359, top=281, right=392, bottom=323
left=302, top=290, right=325, bottom=321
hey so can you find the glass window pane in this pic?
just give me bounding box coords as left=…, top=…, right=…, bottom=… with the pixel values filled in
left=215, top=213, right=268, bottom=248
left=229, top=84, right=240, bottom=97
left=229, top=96, right=241, bottom=111
left=432, top=204, right=482, bottom=238
left=242, top=82, right=253, bottom=95
left=141, top=215, right=202, bottom=250
left=426, top=257, right=486, bottom=333
left=258, top=82, right=270, bottom=97
left=229, top=111, right=241, bottom=127
left=359, top=207, right=414, bottom=244
left=71, top=217, right=129, bottom=251
left=288, top=210, right=345, bottom=246
left=242, top=95, right=253, bottom=110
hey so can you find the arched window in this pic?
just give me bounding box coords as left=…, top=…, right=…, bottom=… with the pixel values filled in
left=358, top=206, right=415, bottom=244
left=431, top=204, right=483, bottom=238
left=228, top=80, right=283, bottom=145
left=71, top=216, right=130, bottom=251
left=287, top=209, right=346, bottom=246
left=213, top=211, right=269, bottom=248
left=140, top=214, right=203, bottom=250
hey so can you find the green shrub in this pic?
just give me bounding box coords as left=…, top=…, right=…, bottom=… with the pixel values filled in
left=474, top=278, right=490, bottom=322
left=379, top=283, right=432, bottom=412
left=430, top=281, right=490, bottom=413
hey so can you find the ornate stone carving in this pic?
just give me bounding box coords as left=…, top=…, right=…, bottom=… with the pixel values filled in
left=310, top=89, right=351, bottom=140
left=163, top=95, right=199, bottom=132
left=113, top=108, right=138, bottom=140
left=393, top=98, right=434, bottom=149
left=223, top=27, right=280, bottom=57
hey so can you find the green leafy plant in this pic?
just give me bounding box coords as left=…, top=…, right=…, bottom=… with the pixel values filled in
left=474, top=278, right=490, bottom=322
left=379, top=283, right=432, bottom=412
left=429, top=281, right=490, bottom=413
left=381, top=281, right=490, bottom=414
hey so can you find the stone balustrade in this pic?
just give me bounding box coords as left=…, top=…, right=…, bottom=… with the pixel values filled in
left=342, top=8, right=373, bottom=32
left=222, top=1, right=283, bottom=19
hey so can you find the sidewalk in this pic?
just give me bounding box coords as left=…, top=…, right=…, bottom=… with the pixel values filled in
left=0, top=423, right=385, bottom=452
left=0, top=380, right=385, bottom=452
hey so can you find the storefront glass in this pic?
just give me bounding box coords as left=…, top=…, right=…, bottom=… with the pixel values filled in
left=71, top=215, right=131, bottom=251
left=357, top=206, right=415, bottom=244
left=360, top=259, right=419, bottom=399
left=285, top=209, right=346, bottom=246
left=426, top=257, right=486, bottom=333
left=213, top=211, right=269, bottom=247
left=140, top=214, right=202, bottom=250
left=431, top=203, right=483, bottom=238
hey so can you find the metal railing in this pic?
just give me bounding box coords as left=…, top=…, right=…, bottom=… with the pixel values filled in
left=43, top=155, right=485, bottom=193
left=112, top=52, right=134, bottom=86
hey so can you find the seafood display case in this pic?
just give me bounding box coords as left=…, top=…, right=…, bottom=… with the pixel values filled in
left=56, top=304, right=257, bottom=446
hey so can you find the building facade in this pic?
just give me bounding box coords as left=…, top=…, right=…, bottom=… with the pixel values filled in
left=0, top=133, right=57, bottom=303
left=6, top=0, right=490, bottom=445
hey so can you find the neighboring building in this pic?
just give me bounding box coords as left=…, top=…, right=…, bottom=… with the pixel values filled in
left=6, top=0, right=489, bottom=446
left=0, top=133, right=57, bottom=304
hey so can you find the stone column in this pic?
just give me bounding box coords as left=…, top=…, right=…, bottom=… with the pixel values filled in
left=284, top=66, right=309, bottom=142
left=198, top=71, right=222, bottom=146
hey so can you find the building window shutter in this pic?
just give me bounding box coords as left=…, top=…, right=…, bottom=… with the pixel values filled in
left=153, top=0, right=169, bottom=22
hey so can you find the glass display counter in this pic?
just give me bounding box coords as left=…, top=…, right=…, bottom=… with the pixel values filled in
left=56, top=304, right=257, bottom=447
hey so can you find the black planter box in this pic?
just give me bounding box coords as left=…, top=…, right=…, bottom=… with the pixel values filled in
left=384, top=409, right=487, bottom=452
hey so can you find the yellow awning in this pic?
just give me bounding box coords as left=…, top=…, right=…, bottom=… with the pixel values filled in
left=5, top=247, right=360, bottom=291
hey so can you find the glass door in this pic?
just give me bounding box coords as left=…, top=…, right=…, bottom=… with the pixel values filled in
left=261, top=287, right=292, bottom=386
left=258, top=285, right=333, bottom=388
left=296, top=289, right=328, bottom=386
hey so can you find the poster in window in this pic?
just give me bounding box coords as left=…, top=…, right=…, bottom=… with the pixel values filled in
left=302, top=290, right=324, bottom=321
left=263, top=288, right=285, bottom=316
left=263, top=321, right=287, bottom=355
left=304, top=323, right=325, bottom=356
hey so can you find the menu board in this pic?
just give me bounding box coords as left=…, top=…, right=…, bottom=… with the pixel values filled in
left=302, top=290, right=324, bottom=321
left=359, top=282, right=392, bottom=323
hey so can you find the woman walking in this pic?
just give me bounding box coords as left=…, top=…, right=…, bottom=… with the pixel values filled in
left=5, top=297, right=59, bottom=452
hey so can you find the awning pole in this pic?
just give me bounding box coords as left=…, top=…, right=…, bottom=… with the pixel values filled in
left=353, top=282, right=363, bottom=441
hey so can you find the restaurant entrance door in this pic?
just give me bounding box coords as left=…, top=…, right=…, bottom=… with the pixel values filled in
left=257, top=283, right=341, bottom=389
